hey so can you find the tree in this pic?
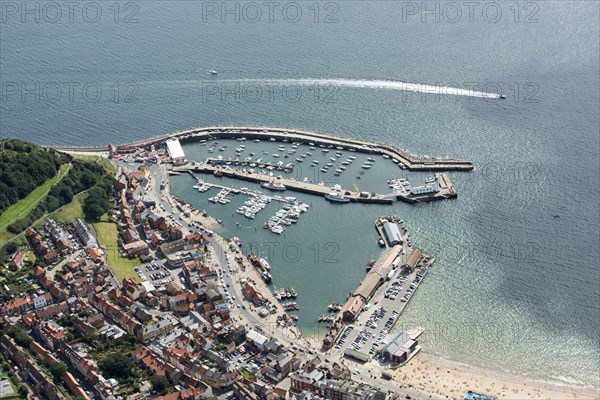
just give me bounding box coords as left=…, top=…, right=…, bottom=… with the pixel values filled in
left=17, top=384, right=28, bottom=397
left=36, top=354, right=45, bottom=366
left=83, top=186, right=111, bottom=221
left=98, top=352, right=134, bottom=380
left=150, top=374, right=169, bottom=394
left=83, top=200, right=108, bottom=221
left=48, top=360, right=67, bottom=382
left=4, top=242, right=18, bottom=255
left=7, top=324, right=33, bottom=348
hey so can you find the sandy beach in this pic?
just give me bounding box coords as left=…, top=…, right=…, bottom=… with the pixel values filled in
left=392, top=352, right=599, bottom=400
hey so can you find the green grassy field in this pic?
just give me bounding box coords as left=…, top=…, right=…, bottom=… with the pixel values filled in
left=0, top=163, right=71, bottom=231
left=93, top=222, right=140, bottom=282
left=72, top=154, right=118, bottom=176
left=44, top=191, right=87, bottom=224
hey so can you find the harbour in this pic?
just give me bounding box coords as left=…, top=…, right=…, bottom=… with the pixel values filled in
left=322, top=216, right=433, bottom=358
left=5, top=0, right=597, bottom=392
left=156, top=131, right=453, bottom=338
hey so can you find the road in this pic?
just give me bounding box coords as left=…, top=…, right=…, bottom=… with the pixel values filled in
left=123, top=157, right=438, bottom=399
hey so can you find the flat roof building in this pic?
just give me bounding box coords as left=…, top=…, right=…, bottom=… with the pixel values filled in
left=382, top=221, right=403, bottom=246
left=166, top=139, right=186, bottom=163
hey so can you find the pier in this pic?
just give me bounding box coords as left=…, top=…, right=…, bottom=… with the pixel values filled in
left=205, top=157, right=295, bottom=172
left=177, top=163, right=394, bottom=204
left=53, top=126, right=475, bottom=172
left=322, top=216, right=434, bottom=355
left=388, top=173, right=457, bottom=203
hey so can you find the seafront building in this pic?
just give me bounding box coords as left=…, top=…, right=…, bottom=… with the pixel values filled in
left=0, top=129, right=467, bottom=400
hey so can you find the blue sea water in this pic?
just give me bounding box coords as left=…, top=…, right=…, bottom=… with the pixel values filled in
left=1, top=0, right=598, bottom=387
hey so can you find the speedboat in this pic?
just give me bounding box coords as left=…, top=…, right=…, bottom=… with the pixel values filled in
left=208, top=70, right=218, bottom=75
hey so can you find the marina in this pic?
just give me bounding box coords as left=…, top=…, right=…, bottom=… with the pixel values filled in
left=169, top=130, right=461, bottom=205
left=166, top=132, right=455, bottom=335
left=179, top=163, right=396, bottom=204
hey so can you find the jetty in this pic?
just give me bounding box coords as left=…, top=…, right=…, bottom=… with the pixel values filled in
left=176, top=163, right=394, bottom=204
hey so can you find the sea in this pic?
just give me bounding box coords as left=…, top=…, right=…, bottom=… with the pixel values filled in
left=1, top=0, right=598, bottom=389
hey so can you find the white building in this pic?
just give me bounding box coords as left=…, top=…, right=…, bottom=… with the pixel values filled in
left=410, top=178, right=440, bottom=195
left=165, top=139, right=186, bottom=163
left=246, top=329, right=269, bottom=351
left=382, top=221, right=403, bottom=245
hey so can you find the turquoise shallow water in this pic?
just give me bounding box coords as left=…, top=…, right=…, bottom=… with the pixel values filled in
left=1, top=0, right=598, bottom=387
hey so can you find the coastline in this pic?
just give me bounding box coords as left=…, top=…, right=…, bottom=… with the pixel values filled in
left=59, top=139, right=598, bottom=399
left=394, top=352, right=599, bottom=400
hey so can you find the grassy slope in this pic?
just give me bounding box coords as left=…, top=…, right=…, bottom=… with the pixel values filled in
left=93, top=221, right=140, bottom=282
left=0, top=163, right=71, bottom=231
left=43, top=191, right=87, bottom=224
left=0, top=154, right=117, bottom=247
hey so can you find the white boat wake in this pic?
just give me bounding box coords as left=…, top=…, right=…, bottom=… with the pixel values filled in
left=214, top=78, right=502, bottom=99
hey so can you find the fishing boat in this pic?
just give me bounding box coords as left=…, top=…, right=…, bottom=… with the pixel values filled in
left=325, top=192, right=350, bottom=203
left=262, top=181, right=286, bottom=191
left=259, top=258, right=270, bottom=270
left=249, top=255, right=272, bottom=283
